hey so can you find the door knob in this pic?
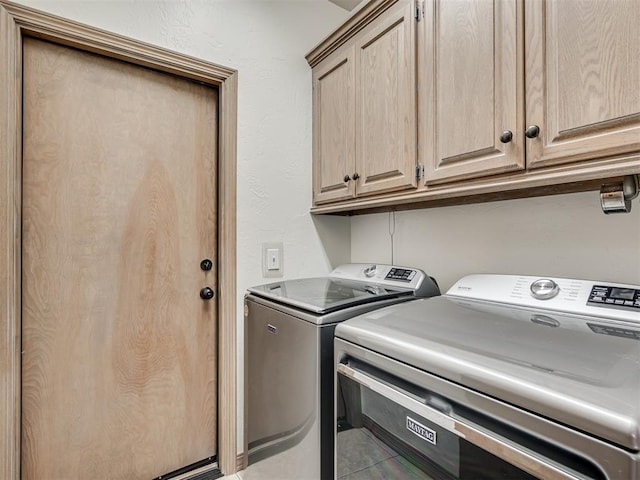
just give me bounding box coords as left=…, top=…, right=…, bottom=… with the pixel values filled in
left=525, top=125, right=540, bottom=139
left=499, top=130, right=513, bottom=143
left=200, top=286, right=215, bottom=300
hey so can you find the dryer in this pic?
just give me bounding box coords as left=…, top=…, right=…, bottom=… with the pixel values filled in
left=335, top=274, right=640, bottom=479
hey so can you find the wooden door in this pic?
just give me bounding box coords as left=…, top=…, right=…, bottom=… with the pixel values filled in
left=21, top=37, right=218, bottom=479
left=312, top=44, right=356, bottom=204
left=525, top=0, right=640, bottom=169
left=420, top=0, right=523, bottom=184
left=354, top=0, right=417, bottom=197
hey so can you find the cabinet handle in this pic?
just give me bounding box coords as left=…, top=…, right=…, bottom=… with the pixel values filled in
left=525, top=125, right=540, bottom=139
left=343, top=174, right=351, bottom=182
left=499, top=130, right=513, bottom=143
left=352, top=172, right=360, bottom=180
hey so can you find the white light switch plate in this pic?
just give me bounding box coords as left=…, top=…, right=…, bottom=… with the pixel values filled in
left=262, top=242, right=283, bottom=278
left=266, top=248, right=280, bottom=270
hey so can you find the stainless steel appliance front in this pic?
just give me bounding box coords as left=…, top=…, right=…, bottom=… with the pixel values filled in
left=335, top=340, right=631, bottom=479
left=334, top=275, right=640, bottom=480
left=244, top=264, right=440, bottom=480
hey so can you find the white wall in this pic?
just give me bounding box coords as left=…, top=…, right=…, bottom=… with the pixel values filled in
left=352, top=191, right=640, bottom=291
left=14, top=0, right=351, bottom=455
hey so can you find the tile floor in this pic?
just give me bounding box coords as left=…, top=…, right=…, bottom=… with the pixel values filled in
left=224, top=428, right=432, bottom=480
left=336, top=428, right=432, bottom=480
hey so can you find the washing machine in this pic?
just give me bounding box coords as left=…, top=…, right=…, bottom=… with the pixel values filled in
left=244, top=263, right=440, bottom=479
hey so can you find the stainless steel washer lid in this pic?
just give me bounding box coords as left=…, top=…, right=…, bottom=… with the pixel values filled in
left=248, top=277, right=412, bottom=315
left=335, top=296, right=640, bottom=451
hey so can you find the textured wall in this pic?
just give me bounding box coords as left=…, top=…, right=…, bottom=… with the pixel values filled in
left=352, top=191, right=640, bottom=291
left=14, top=0, right=351, bottom=454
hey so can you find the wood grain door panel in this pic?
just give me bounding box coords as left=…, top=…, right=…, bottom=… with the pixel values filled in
left=21, top=38, right=218, bottom=480
left=525, top=0, right=640, bottom=169
left=420, top=0, right=524, bottom=184
left=354, top=0, right=417, bottom=197
left=312, top=45, right=356, bottom=204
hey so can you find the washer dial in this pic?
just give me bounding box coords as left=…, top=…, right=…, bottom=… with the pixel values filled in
left=363, top=265, right=377, bottom=278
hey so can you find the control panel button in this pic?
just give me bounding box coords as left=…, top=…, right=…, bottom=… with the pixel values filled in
left=530, top=279, right=560, bottom=300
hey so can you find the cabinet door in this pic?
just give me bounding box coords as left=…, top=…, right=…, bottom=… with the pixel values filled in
left=312, top=45, right=356, bottom=204
left=354, top=0, right=417, bottom=197
left=420, top=0, right=523, bottom=184
left=525, top=0, right=640, bottom=169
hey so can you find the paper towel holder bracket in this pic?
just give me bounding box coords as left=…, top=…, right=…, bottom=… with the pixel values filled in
left=600, top=174, right=639, bottom=214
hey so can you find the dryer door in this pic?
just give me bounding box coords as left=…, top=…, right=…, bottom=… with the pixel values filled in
left=336, top=361, right=604, bottom=480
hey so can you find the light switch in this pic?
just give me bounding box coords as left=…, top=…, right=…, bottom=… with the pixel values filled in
left=267, top=248, right=280, bottom=270
left=262, top=242, right=284, bottom=278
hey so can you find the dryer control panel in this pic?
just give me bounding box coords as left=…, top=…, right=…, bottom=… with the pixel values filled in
left=447, top=274, right=640, bottom=323
left=588, top=285, right=640, bottom=311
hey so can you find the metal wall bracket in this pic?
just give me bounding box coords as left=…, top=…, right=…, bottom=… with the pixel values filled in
left=600, top=174, right=639, bottom=214
left=415, top=1, right=424, bottom=21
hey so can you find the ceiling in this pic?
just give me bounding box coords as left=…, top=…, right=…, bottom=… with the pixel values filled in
left=328, top=0, right=362, bottom=11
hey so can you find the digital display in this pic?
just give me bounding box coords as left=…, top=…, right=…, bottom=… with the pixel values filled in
left=588, top=285, right=639, bottom=310
left=385, top=268, right=415, bottom=282
left=610, top=288, right=635, bottom=300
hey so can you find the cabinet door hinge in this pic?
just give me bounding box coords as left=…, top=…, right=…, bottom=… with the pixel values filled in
left=415, top=164, right=424, bottom=181
left=415, top=1, right=424, bottom=21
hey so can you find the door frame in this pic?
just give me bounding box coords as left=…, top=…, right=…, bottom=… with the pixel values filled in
left=0, top=1, right=238, bottom=477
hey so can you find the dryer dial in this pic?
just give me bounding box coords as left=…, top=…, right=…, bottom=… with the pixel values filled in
left=530, top=279, right=560, bottom=300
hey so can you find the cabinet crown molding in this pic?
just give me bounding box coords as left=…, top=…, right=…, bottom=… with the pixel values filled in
left=306, top=0, right=400, bottom=67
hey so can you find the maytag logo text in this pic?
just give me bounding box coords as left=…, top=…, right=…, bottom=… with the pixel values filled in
left=406, top=416, right=436, bottom=445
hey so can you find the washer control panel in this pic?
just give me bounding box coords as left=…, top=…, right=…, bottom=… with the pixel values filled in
left=385, top=268, right=417, bottom=282
left=331, top=264, right=421, bottom=286
left=588, top=285, right=640, bottom=311
left=447, top=274, right=640, bottom=322
left=329, top=264, right=440, bottom=298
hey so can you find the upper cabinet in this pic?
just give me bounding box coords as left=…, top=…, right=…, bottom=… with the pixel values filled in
left=524, top=0, right=640, bottom=169
left=311, top=0, right=416, bottom=205
left=307, top=0, right=640, bottom=213
left=419, top=0, right=524, bottom=184
left=419, top=0, right=639, bottom=185
left=353, top=0, right=416, bottom=197
left=312, top=45, right=356, bottom=204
